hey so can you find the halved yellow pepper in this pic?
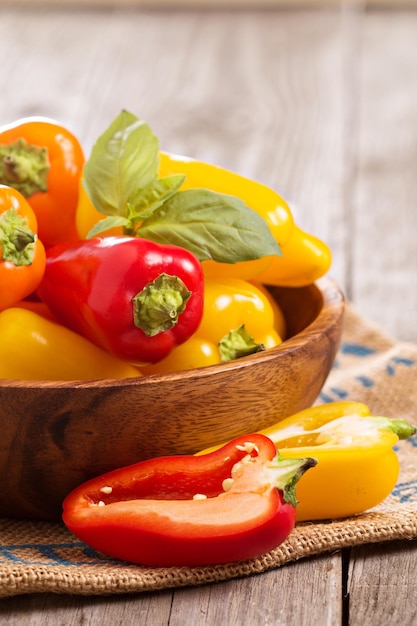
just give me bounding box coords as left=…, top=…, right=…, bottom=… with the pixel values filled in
left=0, top=307, right=141, bottom=381
left=198, top=401, right=416, bottom=522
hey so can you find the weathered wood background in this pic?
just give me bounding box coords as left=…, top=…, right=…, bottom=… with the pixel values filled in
left=0, top=2, right=416, bottom=624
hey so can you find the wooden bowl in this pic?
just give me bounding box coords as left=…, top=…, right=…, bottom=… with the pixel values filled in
left=0, top=277, right=344, bottom=521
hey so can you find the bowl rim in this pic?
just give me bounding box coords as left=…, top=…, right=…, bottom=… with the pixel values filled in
left=0, top=276, right=344, bottom=390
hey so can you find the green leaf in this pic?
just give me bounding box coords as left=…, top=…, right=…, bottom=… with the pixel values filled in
left=137, top=188, right=282, bottom=263
left=87, top=215, right=131, bottom=238
left=127, top=174, right=186, bottom=222
left=83, top=110, right=159, bottom=218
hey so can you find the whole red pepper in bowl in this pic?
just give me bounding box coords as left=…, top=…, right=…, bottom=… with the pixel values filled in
left=37, top=236, right=204, bottom=365
left=62, top=433, right=316, bottom=567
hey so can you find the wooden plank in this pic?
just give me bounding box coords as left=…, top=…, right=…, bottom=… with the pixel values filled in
left=168, top=554, right=343, bottom=625
left=0, top=556, right=342, bottom=625
left=0, top=590, right=174, bottom=624
left=348, top=541, right=417, bottom=625
left=350, top=11, right=417, bottom=341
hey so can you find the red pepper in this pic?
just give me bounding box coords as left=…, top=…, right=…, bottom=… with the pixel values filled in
left=62, top=434, right=316, bottom=567
left=37, top=236, right=204, bottom=365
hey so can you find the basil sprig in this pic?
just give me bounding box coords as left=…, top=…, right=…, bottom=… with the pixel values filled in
left=83, top=110, right=281, bottom=263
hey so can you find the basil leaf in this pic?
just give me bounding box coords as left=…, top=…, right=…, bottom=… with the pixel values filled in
left=83, top=110, right=159, bottom=217
left=138, top=189, right=281, bottom=262
left=127, top=174, right=186, bottom=222
left=87, top=215, right=131, bottom=239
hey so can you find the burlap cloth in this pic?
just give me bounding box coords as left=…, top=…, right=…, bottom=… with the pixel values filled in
left=1, top=304, right=416, bottom=598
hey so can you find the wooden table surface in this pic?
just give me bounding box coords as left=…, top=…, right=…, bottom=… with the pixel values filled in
left=0, top=2, right=416, bottom=624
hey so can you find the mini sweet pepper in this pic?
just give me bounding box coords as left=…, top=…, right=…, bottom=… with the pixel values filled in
left=0, top=116, right=85, bottom=247
left=158, top=151, right=332, bottom=286
left=158, top=150, right=294, bottom=281
left=37, top=236, right=204, bottom=365
left=62, top=434, right=316, bottom=567
left=0, top=185, right=46, bottom=311
left=0, top=307, right=141, bottom=381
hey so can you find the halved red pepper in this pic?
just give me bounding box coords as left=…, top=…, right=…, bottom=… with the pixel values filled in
left=62, top=434, right=316, bottom=567
left=37, top=236, right=204, bottom=365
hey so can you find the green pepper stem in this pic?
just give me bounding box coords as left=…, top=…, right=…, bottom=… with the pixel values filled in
left=219, top=324, right=265, bottom=362
left=0, top=207, right=36, bottom=266
left=268, top=455, right=317, bottom=507
left=0, top=138, right=50, bottom=197
left=132, top=272, right=191, bottom=336
left=382, top=417, right=417, bottom=440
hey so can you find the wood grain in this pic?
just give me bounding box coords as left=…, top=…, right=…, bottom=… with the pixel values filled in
left=350, top=12, right=417, bottom=338
left=348, top=541, right=417, bottom=625
left=169, top=554, right=343, bottom=624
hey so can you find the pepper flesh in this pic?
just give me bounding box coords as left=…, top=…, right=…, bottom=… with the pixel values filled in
left=37, top=236, right=204, bottom=365
left=0, top=307, right=141, bottom=381
left=62, top=434, right=316, bottom=567
left=0, top=185, right=46, bottom=311
left=0, top=117, right=85, bottom=247
left=198, top=402, right=416, bottom=521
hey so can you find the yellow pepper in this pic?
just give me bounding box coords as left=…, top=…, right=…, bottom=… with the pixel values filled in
left=158, top=151, right=294, bottom=281
left=141, top=335, right=221, bottom=374
left=158, top=151, right=294, bottom=246
left=0, top=307, right=141, bottom=381
left=256, top=223, right=332, bottom=287
left=198, top=401, right=416, bottom=522
left=198, top=278, right=284, bottom=345
left=158, top=152, right=332, bottom=285
left=76, top=178, right=123, bottom=240
left=141, top=279, right=285, bottom=375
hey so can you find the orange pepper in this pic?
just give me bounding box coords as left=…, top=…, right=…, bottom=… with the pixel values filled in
left=0, top=117, right=85, bottom=247
left=0, top=185, right=46, bottom=311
